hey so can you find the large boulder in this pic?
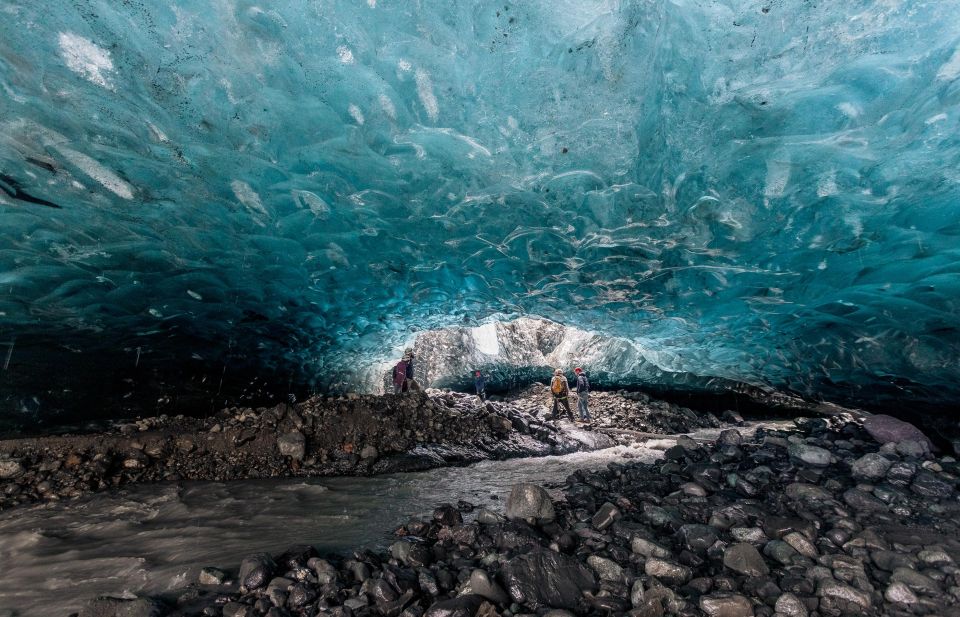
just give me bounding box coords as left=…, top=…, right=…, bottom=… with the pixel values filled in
left=0, top=459, right=24, bottom=480
left=862, top=415, right=933, bottom=452
left=239, top=553, right=277, bottom=590
left=501, top=549, right=597, bottom=610
left=505, top=483, right=555, bottom=524
left=277, top=431, right=306, bottom=461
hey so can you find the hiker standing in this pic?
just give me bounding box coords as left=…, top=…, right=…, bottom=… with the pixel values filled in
left=392, top=348, right=415, bottom=394
left=549, top=368, right=573, bottom=420
left=574, top=367, right=590, bottom=422
left=474, top=371, right=487, bottom=401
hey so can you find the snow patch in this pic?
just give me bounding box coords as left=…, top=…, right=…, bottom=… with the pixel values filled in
left=58, top=32, right=115, bottom=90
left=337, top=45, right=354, bottom=64
left=472, top=322, right=501, bottom=356
left=57, top=148, right=133, bottom=199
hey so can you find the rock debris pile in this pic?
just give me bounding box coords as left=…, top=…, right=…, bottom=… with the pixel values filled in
left=75, top=413, right=960, bottom=617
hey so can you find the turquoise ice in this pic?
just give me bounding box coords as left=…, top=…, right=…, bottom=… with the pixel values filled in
left=1, top=0, right=959, bottom=417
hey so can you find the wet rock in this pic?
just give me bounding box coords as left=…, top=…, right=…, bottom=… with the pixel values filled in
left=432, top=504, right=463, bottom=527
left=591, top=502, right=620, bottom=530
left=718, top=429, right=743, bottom=447
left=587, top=555, right=624, bottom=581
left=842, top=488, right=887, bottom=512
left=474, top=508, right=505, bottom=525
left=505, top=483, right=555, bottom=524
left=909, top=470, right=954, bottom=498
left=423, top=595, right=486, bottom=617
left=850, top=453, right=892, bottom=480
left=502, top=549, right=597, bottom=610
left=817, top=579, right=872, bottom=610
left=198, top=566, right=228, bottom=585
left=699, top=593, right=754, bottom=617
left=787, top=443, right=832, bottom=467
left=465, top=569, right=508, bottom=605
left=774, top=593, right=808, bottom=617
left=862, top=415, right=933, bottom=452
left=277, top=431, right=306, bottom=461
left=222, top=603, right=252, bottom=617
left=723, top=543, right=769, bottom=577
left=632, top=536, right=672, bottom=558
left=782, top=532, right=817, bottom=558
left=644, top=558, right=692, bottom=584
left=78, top=597, right=168, bottom=617
left=884, top=581, right=918, bottom=604
left=390, top=540, right=432, bottom=567
left=239, top=553, right=276, bottom=590
left=678, top=524, right=719, bottom=554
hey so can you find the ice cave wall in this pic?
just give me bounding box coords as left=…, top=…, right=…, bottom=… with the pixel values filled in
left=1, top=0, right=960, bottom=423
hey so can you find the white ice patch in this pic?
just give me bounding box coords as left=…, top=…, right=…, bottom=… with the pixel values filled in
left=836, top=102, right=860, bottom=119
left=337, top=45, right=355, bottom=64
left=348, top=103, right=365, bottom=125
left=58, top=147, right=134, bottom=199
left=936, top=47, right=960, bottom=81
left=925, top=113, right=948, bottom=125
left=379, top=94, right=397, bottom=120
left=398, top=59, right=412, bottom=72
left=472, top=322, right=500, bottom=356
left=231, top=180, right=268, bottom=224
left=367, top=0, right=376, bottom=6
left=58, top=32, right=114, bottom=90
left=147, top=122, right=169, bottom=143
left=763, top=155, right=791, bottom=204
left=415, top=69, right=439, bottom=122
left=817, top=170, right=838, bottom=197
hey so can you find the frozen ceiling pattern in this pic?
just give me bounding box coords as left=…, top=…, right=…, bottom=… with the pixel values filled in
left=1, top=0, right=960, bottom=411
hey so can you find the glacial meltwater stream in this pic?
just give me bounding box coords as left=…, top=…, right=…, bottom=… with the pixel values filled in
left=0, top=425, right=783, bottom=616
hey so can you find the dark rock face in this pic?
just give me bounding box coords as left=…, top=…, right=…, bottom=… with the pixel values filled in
left=502, top=549, right=597, bottom=610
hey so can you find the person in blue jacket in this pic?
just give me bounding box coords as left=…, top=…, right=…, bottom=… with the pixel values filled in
left=474, top=371, right=487, bottom=401
left=574, top=367, right=591, bottom=422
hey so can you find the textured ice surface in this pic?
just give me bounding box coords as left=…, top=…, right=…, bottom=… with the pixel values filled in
left=1, top=0, right=960, bottom=419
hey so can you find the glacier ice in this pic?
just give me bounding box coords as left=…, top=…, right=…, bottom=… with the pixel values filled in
left=1, top=0, right=960, bottom=422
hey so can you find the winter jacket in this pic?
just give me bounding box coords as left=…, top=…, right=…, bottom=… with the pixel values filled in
left=475, top=376, right=486, bottom=393
left=576, top=373, right=590, bottom=393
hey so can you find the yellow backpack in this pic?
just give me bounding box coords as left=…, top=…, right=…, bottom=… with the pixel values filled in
left=551, top=376, right=566, bottom=395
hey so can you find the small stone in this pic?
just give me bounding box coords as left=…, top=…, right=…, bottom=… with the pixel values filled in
left=884, top=581, right=918, bottom=604
left=817, top=579, right=871, bottom=609
left=723, top=543, right=769, bottom=577
left=632, top=536, right=672, bottom=558
left=774, top=593, right=807, bottom=617
left=198, top=566, right=228, bottom=585
left=466, top=569, right=508, bottom=604
left=474, top=508, right=505, bottom=525
left=505, top=483, right=555, bottom=524
left=850, top=453, right=892, bottom=480
left=718, top=429, right=743, bottom=447
left=239, top=553, right=276, bottom=591
left=591, top=502, right=621, bottom=530
left=699, top=593, right=753, bottom=617
left=222, top=602, right=252, bottom=617
left=787, top=443, right=832, bottom=467
left=360, top=445, right=379, bottom=460
left=730, top=527, right=768, bottom=544
left=910, top=470, right=954, bottom=498
left=587, top=555, right=624, bottom=581
left=783, top=532, right=818, bottom=558
left=842, top=488, right=887, bottom=512
left=644, top=558, right=692, bottom=584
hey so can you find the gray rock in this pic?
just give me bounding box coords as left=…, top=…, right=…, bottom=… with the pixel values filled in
left=631, top=536, right=672, bottom=558
left=886, top=461, right=918, bottom=484
left=198, top=566, right=228, bottom=585
left=862, top=415, right=933, bottom=452
left=474, top=508, right=506, bottom=525
left=389, top=540, right=432, bottom=567
left=277, top=431, right=306, bottom=461
left=787, top=443, right=832, bottom=467
left=591, top=502, right=620, bottom=530
left=783, top=531, right=818, bottom=558
left=718, top=429, right=743, bottom=447
left=816, top=579, right=871, bottom=609
left=890, top=567, right=939, bottom=593
left=0, top=459, right=24, bottom=480
left=222, top=603, right=252, bottom=617
left=699, top=593, right=753, bottom=617
left=723, top=543, right=769, bottom=577
left=424, top=595, right=487, bottom=617
left=842, top=488, right=887, bottom=512
left=359, top=445, right=379, bottom=460
left=895, top=439, right=928, bottom=458
left=784, top=483, right=833, bottom=501
left=587, top=555, right=623, bottom=581
left=763, top=540, right=798, bottom=565
left=78, top=597, right=168, bottom=617
left=774, top=593, right=808, bottom=617
left=730, top=527, right=768, bottom=544
left=465, top=569, right=508, bottom=604
left=644, top=558, right=692, bottom=584
left=505, top=483, right=555, bottom=524
left=502, top=550, right=597, bottom=610
left=239, top=553, right=276, bottom=590
left=884, top=581, right=918, bottom=604
left=910, top=470, right=954, bottom=498
left=678, top=524, right=719, bottom=554
left=850, top=453, right=892, bottom=480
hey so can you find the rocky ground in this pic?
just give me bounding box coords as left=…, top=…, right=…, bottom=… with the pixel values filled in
left=70, top=412, right=960, bottom=617
left=0, top=386, right=719, bottom=511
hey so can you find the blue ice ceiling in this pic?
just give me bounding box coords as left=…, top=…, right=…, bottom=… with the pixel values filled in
left=1, top=0, right=960, bottom=412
